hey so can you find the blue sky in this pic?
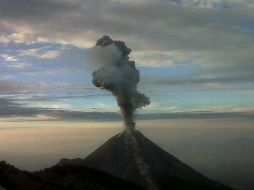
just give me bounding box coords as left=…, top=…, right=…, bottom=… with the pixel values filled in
left=0, top=0, right=254, bottom=121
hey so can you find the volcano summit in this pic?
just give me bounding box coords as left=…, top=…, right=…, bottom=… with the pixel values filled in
left=59, top=130, right=234, bottom=190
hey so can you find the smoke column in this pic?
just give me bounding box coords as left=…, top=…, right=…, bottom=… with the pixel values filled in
left=89, top=35, right=150, bottom=132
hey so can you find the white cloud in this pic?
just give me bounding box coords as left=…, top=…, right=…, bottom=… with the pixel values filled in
left=231, top=107, right=254, bottom=112
left=88, top=102, right=119, bottom=112
left=145, top=102, right=177, bottom=112
left=171, top=0, right=254, bottom=8
left=7, top=32, right=32, bottom=43
left=0, top=31, right=37, bottom=44
left=133, top=51, right=205, bottom=67
left=7, top=62, right=32, bottom=69
left=19, top=48, right=63, bottom=59
left=0, top=35, right=9, bottom=43
left=34, top=103, right=71, bottom=109
left=1, top=54, right=18, bottom=62
left=35, top=113, right=59, bottom=120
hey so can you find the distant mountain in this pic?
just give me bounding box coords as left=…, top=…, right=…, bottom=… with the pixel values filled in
left=59, top=131, right=234, bottom=190
left=0, top=161, right=144, bottom=190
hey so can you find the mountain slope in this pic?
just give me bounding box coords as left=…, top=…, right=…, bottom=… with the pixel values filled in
left=0, top=161, right=144, bottom=190
left=59, top=131, right=234, bottom=190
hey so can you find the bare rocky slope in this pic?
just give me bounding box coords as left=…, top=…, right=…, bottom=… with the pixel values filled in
left=59, top=131, right=235, bottom=190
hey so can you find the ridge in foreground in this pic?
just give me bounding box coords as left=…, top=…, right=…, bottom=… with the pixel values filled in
left=0, top=161, right=144, bottom=190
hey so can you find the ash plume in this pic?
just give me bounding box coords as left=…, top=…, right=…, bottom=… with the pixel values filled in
left=89, top=35, right=150, bottom=132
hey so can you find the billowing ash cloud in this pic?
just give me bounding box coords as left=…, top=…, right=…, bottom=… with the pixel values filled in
left=89, top=35, right=150, bottom=131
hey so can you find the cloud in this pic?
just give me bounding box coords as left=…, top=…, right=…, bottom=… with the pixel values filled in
left=150, top=75, right=254, bottom=86
left=19, top=48, right=63, bottom=59
left=34, top=103, right=71, bottom=109
left=1, top=54, right=18, bottom=62
left=0, top=33, right=24, bottom=44
left=0, top=0, right=252, bottom=75
left=172, top=0, right=254, bottom=8
left=132, top=51, right=196, bottom=67
left=0, top=0, right=253, bottom=108
left=0, top=80, right=95, bottom=95
left=0, top=61, right=42, bottom=73
left=0, top=80, right=50, bottom=95
left=87, top=102, right=119, bottom=112
left=0, top=97, right=120, bottom=120
left=145, top=102, right=177, bottom=112
left=1, top=97, right=254, bottom=121
left=0, top=97, right=50, bottom=117
left=0, top=35, right=10, bottom=43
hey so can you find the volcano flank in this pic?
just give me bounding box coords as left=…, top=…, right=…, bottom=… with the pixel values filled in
left=59, top=130, right=234, bottom=190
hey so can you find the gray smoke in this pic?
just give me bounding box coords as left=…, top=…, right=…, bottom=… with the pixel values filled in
left=89, top=35, right=150, bottom=132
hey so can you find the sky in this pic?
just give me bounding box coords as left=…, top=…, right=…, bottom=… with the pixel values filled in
left=1, top=0, right=254, bottom=122
left=1, top=1, right=254, bottom=189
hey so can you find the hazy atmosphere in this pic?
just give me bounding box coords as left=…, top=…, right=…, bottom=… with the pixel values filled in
left=0, top=0, right=254, bottom=190
left=1, top=119, right=254, bottom=189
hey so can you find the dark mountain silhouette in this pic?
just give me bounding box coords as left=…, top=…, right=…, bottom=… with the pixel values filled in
left=0, top=161, right=144, bottom=190
left=59, top=131, right=234, bottom=190
left=0, top=185, right=6, bottom=190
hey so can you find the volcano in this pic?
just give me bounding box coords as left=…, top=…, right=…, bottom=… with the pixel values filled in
left=59, top=130, right=234, bottom=190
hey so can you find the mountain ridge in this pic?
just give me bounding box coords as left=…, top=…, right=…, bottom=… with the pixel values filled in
left=58, top=130, right=234, bottom=190
left=0, top=161, right=144, bottom=190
